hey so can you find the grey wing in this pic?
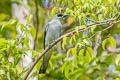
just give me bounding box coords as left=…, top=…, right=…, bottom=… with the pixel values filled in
left=44, top=23, right=49, bottom=49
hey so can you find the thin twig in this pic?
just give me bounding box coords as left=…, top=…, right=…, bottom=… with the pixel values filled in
left=88, top=12, right=120, bottom=24
left=89, top=19, right=120, bottom=40
left=107, top=47, right=120, bottom=53
left=89, top=24, right=114, bottom=39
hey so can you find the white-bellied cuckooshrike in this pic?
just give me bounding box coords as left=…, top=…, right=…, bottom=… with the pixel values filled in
left=39, top=14, right=69, bottom=74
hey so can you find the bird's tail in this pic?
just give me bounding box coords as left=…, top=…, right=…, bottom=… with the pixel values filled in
left=39, top=51, right=52, bottom=74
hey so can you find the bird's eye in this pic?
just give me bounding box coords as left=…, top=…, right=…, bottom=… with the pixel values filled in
left=57, top=14, right=63, bottom=17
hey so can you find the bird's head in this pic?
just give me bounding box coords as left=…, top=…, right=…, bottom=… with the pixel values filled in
left=54, top=14, right=69, bottom=19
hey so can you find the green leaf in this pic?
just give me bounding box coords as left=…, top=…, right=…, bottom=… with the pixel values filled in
left=72, top=35, right=76, bottom=42
left=67, top=49, right=71, bottom=57
left=65, top=64, right=69, bottom=79
left=62, top=61, right=67, bottom=73
left=75, top=27, right=79, bottom=34
left=79, top=49, right=84, bottom=56
left=72, top=56, right=78, bottom=68
left=27, top=14, right=33, bottom=23
left=62, top=36, right=67, bottom=49
left=0, top=69, right=5, bottom=75
left=29, top=25, right=35, bottom=37
left=55, top=53, right=65, bottom=59
left=90, top=25, right=96, bottom=34
left=49, top=59, right=53, bottom=68
left=69, top=62, right=74, bottom=72
left=0, top=13, right=7, bottom=22
left=108, top=36, right=116, bottom=47
left=83, top=38, right=90, bottom=45
left=0, top=39, right=8, bottom=44
left=1, top=17, right=18, bottom=31
left=115, top=54, right=120, bottom=65
left=72, top=48, right=76, bottom=55
left=69, top=38, right=73, bottom=45
left=1, top=22, right=10, bottom=31
left=86, top=47, right=94, bottom=57
left=21, top=38, right=30, bottom=49
left=102, top=39, right=107, bottom=50
left=69, top=68, right=82, bottom=76
left=102, top=37, right=116, bottom=50
left=51, top=7, right=57, bottom=17
left=17, top=22, right=25, bottom=31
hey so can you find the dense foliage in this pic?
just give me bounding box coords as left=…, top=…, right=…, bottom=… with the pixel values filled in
left=0, top=0, right=120, bottom=80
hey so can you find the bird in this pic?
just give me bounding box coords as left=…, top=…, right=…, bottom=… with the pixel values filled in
left=39, top=14, right=69, bottom=74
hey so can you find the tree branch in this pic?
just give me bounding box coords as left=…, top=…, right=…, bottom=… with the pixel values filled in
left=33, top=0, right=39, bottom=50
left=88, top=12, right=120, bottom=24
left=107, top=46, right=120, bottom=53
left=23, top=15, right=120, bottom=80
left=89, top=19, right=120, bottom=40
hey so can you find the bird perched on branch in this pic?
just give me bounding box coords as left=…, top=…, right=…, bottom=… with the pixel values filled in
left=39, top=14, right=69, bottom=74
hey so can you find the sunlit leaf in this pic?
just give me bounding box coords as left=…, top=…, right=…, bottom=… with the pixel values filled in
left=108, top=36, right=116, bottom=48
left=87, top=47, right=94, bottom=57
left=67, top=48, right=71, bottom=57
left=69, top=37, right=73, bottom=45
left=51, top=7, right=57, bottom=17
left=72, top=35, right=76, bottom=42
left=0, top=39, right=8, bottom=44
left=75, top=27, right=79, bottom=34
left=65, top=64, right=69, bottom=79
left=49, top=59, right=53, bottom=68
left=102, top=39, right=107, bottom=50
left=27, top=14, right=33, bottom=23
left=72, top=48, right=76, bottom=55
left=62, top=61, right=67, bottom=73
left=29, top=25, right=35, bottom=37
left=115, top=54, right=120, bottom=65
left=62, top=36, right=67, bottom=49
left=0, top=13, right=7, bottom=22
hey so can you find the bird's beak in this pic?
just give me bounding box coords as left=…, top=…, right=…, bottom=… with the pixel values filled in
left=63, top=14, right=69, bottom=17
